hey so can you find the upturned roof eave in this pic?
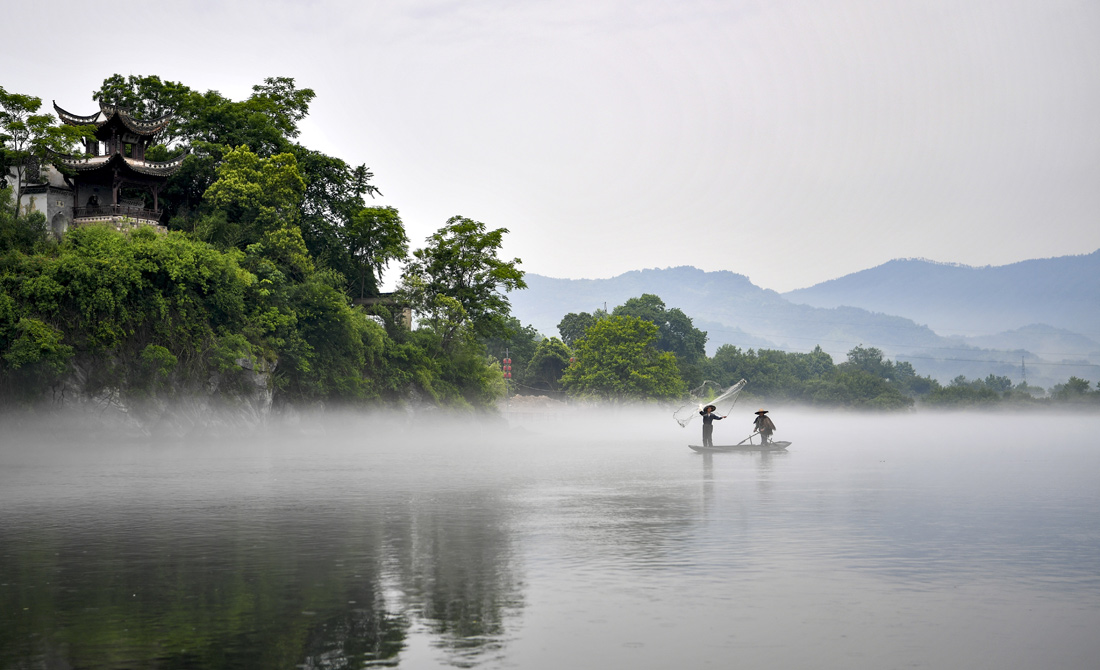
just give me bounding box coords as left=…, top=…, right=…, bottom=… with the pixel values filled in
left=53, top=101, right=175, bottom=138
left=47, top=149, right=188, bottom=177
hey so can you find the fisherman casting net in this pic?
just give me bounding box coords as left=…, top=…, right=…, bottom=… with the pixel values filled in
left=673, top=379, right=748, bottom=427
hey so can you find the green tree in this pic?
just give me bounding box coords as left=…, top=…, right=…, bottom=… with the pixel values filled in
left=923, top=378, right=1000, bottom=407
left=889, top=359, right=937, bottom=396
left=612, top=294, right=708, bottom=388
left=700, top=342, right=925, bottom=408
left=0, top=86, right=92, bottom=214
left=613, top=294, right=706, bottom=361
left=1051, top=376, right=1094, bottom=402
left=981, top=374, right=1014, bottom=394
left=199, top=145, right=306, bottom=249
left=0, top=76, right=519, bottom=413
left=248, top=76, right=317, bottom=140
left=525, top=337, right=573, bottom=393
left=0, top=188, right=48, bottom=253
left=254, top=225, right=315, bottom=281
left=845, top=345, right=890, bottom=377
left=831, top=368, right=913, bottom=408
left=398, top=216, right=526, bottom=346
left=561, top=315, right=685, bottom=402
left=1, top=317, right=73, bottom=399
left=843, top=345, right=937, bottom=399
left=342, top=206, right=408, bottom=298
left=293, top=146, right=384, bottom=295
left=558, top=311, right=597, bottom=347
left=92, top=74, right=195, bottom=147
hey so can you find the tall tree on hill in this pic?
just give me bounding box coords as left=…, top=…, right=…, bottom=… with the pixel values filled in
left=293, top=146, right=385, bottom=294
left=341, top=206, right=408, bottom=299
left=399, top=216, right=526, bottom=349
left=92, top=74, right=194, bottom=147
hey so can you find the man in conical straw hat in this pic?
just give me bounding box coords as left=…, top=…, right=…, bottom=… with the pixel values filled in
left=698, top=404, right=726, bottom=448
left=753, top=409, right=776, bottom=445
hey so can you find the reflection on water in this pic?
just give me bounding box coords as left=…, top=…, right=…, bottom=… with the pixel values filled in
left=2, top=411, right=1100, bottom=669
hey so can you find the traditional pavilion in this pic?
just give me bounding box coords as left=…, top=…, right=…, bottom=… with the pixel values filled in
left=36, top=101, right=187, bottom=235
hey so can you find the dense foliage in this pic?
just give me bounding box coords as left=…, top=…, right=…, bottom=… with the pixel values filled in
left=560, top=315, right=685, bottom=402
left=2, top=76, right=1095, bottom=412
left=0, top=76, right=519, bottom=411
left=613, top=294, right=707, bottom=388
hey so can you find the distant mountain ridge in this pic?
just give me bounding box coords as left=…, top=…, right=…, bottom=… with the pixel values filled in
left=514, top=267, right=947, bottom=359
left=782, top=250, right=1100, bottom=338
left=509, top=252, right=1100, bottom=388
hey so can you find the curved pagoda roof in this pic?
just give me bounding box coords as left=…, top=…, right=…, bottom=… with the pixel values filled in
left=50, top=150, right=188, bottom=178
left=53, top=101, right=174, bottom=138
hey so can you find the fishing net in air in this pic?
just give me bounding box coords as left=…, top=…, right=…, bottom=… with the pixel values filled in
left=673, top=379, right=747, bottom=427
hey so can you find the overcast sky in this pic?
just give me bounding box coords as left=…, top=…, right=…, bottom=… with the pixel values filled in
left=6, top=0, right=1099, bottom=292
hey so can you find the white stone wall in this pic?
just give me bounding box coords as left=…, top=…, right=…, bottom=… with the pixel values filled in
left=16, top=165, right=75, bottom=237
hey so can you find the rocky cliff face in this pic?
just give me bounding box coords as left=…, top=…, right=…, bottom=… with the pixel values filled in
left=40, top=356, right=277, bottom=439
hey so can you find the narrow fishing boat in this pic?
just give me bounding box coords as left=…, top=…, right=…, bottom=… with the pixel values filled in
left=687, top=441, right=791, bottom=453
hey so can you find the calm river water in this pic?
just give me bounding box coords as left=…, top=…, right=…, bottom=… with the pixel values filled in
left=2, top=409, right=1099, bottom=669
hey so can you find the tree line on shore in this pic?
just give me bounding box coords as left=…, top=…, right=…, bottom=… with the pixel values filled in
left=2, top=75, right=1096, bottom=413
left=496, top=297, right=1099, bottom=409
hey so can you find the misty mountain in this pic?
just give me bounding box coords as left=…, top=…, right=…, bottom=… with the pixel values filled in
left=782, top=250, right=1100, bottom=338
left=513, top=267, right=946, bottom=359
left=509, top=265, right=1100, bottom=388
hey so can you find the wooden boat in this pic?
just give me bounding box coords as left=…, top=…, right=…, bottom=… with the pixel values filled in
left=688, top=441, right=791, bottom=453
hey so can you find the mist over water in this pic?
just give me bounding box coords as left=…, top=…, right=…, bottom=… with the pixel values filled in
left=2, top=408, right=1099, bottom=669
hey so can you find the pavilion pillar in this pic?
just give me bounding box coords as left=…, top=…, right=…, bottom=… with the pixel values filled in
left=112, top=167, right=120, bottom=206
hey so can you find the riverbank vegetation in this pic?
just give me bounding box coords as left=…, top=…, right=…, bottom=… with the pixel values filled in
left=1, top=76, right=521, bottom=413
left=538, top=296, right=1097, bottom=410
left=2, top=76, right=1096, bottom=414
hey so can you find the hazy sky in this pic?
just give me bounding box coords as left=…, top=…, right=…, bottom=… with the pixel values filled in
left=6, top=0, right=1099, bottom=292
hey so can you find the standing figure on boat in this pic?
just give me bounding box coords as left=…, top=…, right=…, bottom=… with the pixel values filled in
left=753, top=409, right=776, bottom=445
left=699, top=404, right=725, bottom=447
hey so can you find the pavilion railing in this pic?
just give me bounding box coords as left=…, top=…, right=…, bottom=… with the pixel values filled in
left=73, top=205, right=162, bottom=221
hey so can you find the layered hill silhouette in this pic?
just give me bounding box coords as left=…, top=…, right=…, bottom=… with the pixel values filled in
left=515, top=267, right=945, bottom=358
left=782, top=249, right=1100, bottom=338
left=509, top=251, right=1100, bottom=388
